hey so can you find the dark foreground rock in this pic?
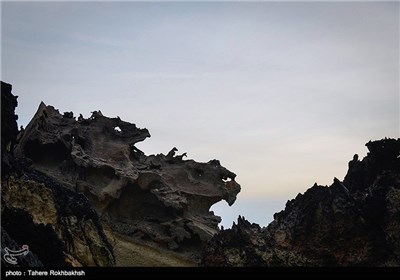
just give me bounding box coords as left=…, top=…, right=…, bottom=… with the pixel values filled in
left=3, top=81, right=398, bottom=267
left=1, top=82, right=115, bottom=266
left=202, top=138, right=400, bottom=266
left=1, top=81, right=240, bottom=266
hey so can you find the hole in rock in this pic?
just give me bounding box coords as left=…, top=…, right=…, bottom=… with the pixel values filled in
left=114, top=126, right=122, bottom=132
left=25, top=140, right=69, bottom=166
left=106, top=183, right=175, bottom=221
left=85, top=165, right=119, bottom=188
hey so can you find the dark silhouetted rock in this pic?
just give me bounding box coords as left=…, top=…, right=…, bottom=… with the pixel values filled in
left=1, top=81, right=19, bottom=176
left=1, top=82, right=115, bottom=267
left=10, top=89, right=240, bottom=262
left=202, top=138, right=400, bottom=266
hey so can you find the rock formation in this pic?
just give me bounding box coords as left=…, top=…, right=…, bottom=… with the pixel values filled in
left=1, top=82, right=19, bottom=175
left=202, top=138, right=400, bottom=266
left=3, top=80, right=398, bottom=267
left=1, top=82, right=115, bottom=267
left=1, top=81, right=241, bottom=266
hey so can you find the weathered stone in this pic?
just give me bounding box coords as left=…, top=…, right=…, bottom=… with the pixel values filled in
left=1, top=83, right=115, bottom=267
left=1, top=81, right=19, bottom=176
left=11, top=93, right=240, bottom=259
left=202, top=138, right=400, bottom=266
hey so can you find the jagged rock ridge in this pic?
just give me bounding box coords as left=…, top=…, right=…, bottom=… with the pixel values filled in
left=202, top=138, right=400, bottom=266
left=3, top=80, right=398, bottom=267
left=2, top=81, right=241, bottom=265
left=1, top=82, right=115, bottom=266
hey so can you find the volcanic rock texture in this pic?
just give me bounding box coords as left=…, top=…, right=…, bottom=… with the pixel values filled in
left=1, top=81, right=240, bottom=266
left=1, top=82, right=115, bottom=266
left=2, top=80, right=399, bottom=267
left=202, top=138, right=400, bottom=266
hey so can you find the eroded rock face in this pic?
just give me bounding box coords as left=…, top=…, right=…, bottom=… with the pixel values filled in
left=1, top=82, right=115, bottom=267
left=1, top=81, right=19, bottom=175
left=202, top=138, right=400, bottom=266
left=13, top=100, right=240, bottom=255
left=2, top=175, right=115, bottom=266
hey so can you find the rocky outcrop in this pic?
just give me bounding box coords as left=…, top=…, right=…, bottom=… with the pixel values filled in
left=5, top=80, right=397, bottom=267
left=2, top=175, right=115, bottom=266
left=1, top=83, right=114, bottom=266
left=202, top=138, right=400, bottom=266
left=1, top=82, right=19, bottom=175
left=4, top=81, right=241, bottom=264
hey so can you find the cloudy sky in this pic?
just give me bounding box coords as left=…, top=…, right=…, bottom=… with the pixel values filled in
left=2, top=1, right=399, bottom=227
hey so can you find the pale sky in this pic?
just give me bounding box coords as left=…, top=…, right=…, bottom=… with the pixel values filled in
left=1, top=1, right=399, bottom=227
